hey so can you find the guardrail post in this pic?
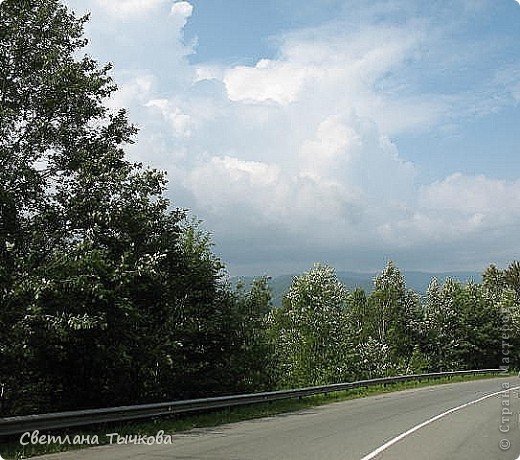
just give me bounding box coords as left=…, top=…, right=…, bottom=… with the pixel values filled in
left=0, top=384, right=5, bottom=416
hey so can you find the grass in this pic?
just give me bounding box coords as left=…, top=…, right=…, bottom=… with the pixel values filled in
left=0, top=372, right=511, bottom=459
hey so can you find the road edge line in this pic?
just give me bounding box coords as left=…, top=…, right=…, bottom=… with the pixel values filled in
left=360, top=384, right=520, bottom=460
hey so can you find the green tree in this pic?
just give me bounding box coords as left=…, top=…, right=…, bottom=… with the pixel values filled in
left=366, top=261, right=424, bottom=368
left=354, top=336, right=393, bottom=379
left=423, top=277, right=459, bottom=370
left=228, top=276, right=275, bottom=391
left=503, top=261, right=520, bottom=300
left=0, top=0, right=154, bottom=413
left=0, top=0, right=247, bottom=415
left=424, top=277, right=502, bottom=371
left=483, top=263, right=520, bottom=370
left=270, top=264, right=352, bottom=388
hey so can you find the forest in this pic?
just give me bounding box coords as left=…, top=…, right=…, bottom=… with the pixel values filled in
left=1, top=0, right=519, bottom=417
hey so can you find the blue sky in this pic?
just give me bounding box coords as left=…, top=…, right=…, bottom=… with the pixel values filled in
left=65, top=0, right=520, bottom=276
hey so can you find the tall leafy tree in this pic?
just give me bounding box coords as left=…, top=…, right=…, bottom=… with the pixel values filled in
left=423, top=277, right=459, bottom=370
left=425, top=276, right=503, bottom=371
left=228, top=276, right=275, bottom=391
left=503, top=261, right=520, bottom=300
left=270, top=264, right=352, bottom=388
left=483, top=263, right=520, bottom=370
left=366, top=261, right=424, bottom=367
left=0, top=0, right=184, bottom=414
left=0, top=0, right=243, bottom=415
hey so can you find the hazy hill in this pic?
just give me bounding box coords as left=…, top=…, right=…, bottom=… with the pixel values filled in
left=231, top=270, right=481, bottom=307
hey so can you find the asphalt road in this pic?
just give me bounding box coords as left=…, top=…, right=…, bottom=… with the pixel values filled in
left=28, top=377, right=520, bottom=460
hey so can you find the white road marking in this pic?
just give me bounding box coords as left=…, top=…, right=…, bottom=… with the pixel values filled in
left=360, top=385, right=520, bottom=460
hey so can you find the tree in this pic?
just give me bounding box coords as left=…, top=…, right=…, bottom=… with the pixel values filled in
left=424, top=276, right=503, bottom=371
left=228, top=276, right=275, bottom=391
left=0, top=0, right=246, bottom=415
left=354, top=336, right=393, bottom=379
left=482, top=264, right=506, bottom=302
left=347, top=287, right=369, bottom=343
left=423, top=277, right=459, bottom=370
left=269, top=264, right=352, bottom=388
left=1, top=0, right=150, bottom=413
left=366, top=261, right=424, bottom=368
left=483, top=263, right=520, bottom=370
left=503, top=261, right=520, bottom=300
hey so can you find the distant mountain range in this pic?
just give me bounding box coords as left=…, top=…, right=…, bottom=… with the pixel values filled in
left=230, top=270, right=481, bottom=307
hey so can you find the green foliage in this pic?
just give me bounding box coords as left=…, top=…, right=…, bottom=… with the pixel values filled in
left=269, top=264, right=353, bottom=387
left=0, top=0, right=269, bottom=415
left=354, top=336, right=394, bottom=379
left=1, top=0, right=151, bottom=413
left=483, top=263, right=520, bottom=369
left=228, top=276, right=275, bottom=391
left=423, top=277, right=504, bottom=371
left=365, top=262, right=425, bottom=364
left=269, top=259, right=518, bottom=388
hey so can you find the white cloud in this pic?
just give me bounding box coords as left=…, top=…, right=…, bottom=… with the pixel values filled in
left=105, top=74, right=154, bottom=112
left=180, top=111, right=417, bottom=252
left=213, top=22, right=450, bottom=136
left=170, top=1, right=193, bottom=19
left=223, top=59, right=321, bottom=105
left=183, top=157, right=288, bottom=228
left=93, top=0, right=168, bottom=17
left=299, top=116, right=361, bottom=180
left=146, top=99, right=193, bottom=137
left=72, top=0, right=520, bottom=274
left=146, top=9, right=509, bottom=271
left=419, top=173, right=520, bottom=214
left=375, top=173, right=520, bottom=248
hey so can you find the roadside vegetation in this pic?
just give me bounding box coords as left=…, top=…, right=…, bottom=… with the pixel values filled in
left=1, top=0, right=519, bottom=429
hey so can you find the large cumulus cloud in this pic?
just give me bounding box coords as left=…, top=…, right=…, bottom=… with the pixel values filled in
left=64, top=0, right=520, bottom=275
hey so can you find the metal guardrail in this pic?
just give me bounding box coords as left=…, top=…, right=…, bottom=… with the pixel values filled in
left=0, top=368, right=505, bottom=436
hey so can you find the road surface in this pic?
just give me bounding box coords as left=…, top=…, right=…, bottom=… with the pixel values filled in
left=24, top=377, right=520, bottom=459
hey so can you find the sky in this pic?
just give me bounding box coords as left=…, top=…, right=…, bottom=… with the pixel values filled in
left=64, top=0, right=520, bottom=276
